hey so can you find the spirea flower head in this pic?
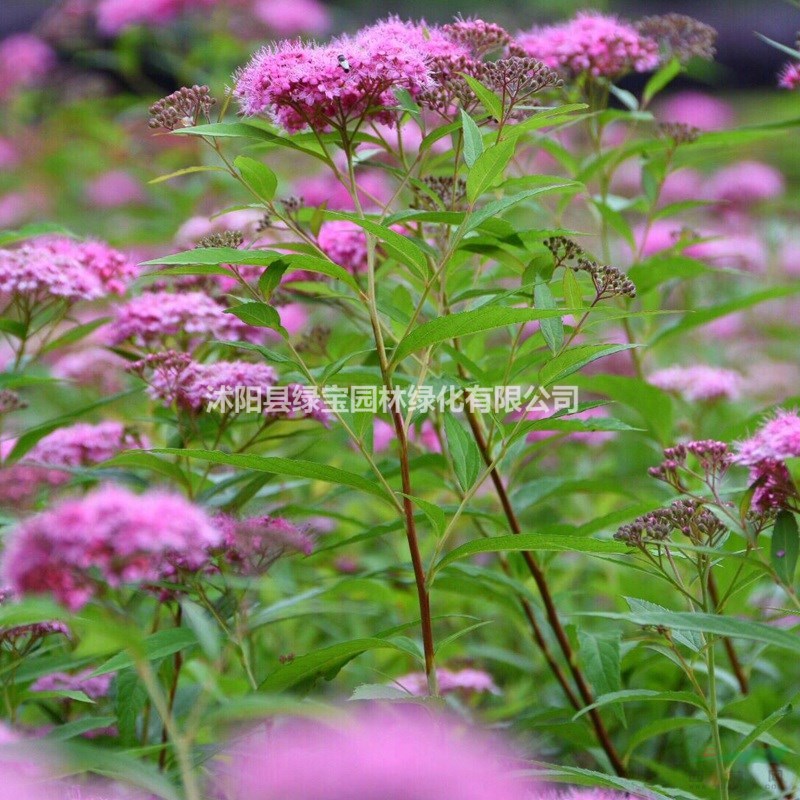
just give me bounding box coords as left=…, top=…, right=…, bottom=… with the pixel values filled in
left=214, top=707, right=536, bottom=800
left=0, top=237, right=137, bottom=304
left=215, top=514, right=314, bottom=575
left=515, top=12, right=659, bottom=78
left=1, top=485, right=223, bottom=610
left=96, top=0, right=217, bottom=35
left=736, top=410, right=800, bottom=466
left=779, top=61, right=800, bottom=89
left=132, top=353, right=277, bottom=411
left=317, top=220, right=369, bottom=272
left=234, top=20, right=434, bottom=132
left=649, top=365, right=742, bottom=403
left=27, top=421, right=146, bottom=470
left=109, top=290, right=266, bottom=347
left=0, top=34, right=55, bottom=100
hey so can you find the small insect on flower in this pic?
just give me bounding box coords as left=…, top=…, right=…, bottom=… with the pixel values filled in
left=337, top=53, right=351, bottom=72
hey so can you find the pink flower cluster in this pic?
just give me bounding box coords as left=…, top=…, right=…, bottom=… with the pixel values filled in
left=51, top=348, right=128, bottom=394
left=138, top=353, right=277, bottom=411
left=395, top=667, right=500, bottom=696
left=648, top=365, right=742, bottom=403
left=736, top=410, right=800, bottom=511
left=0, top=421, right=144, bottom=507
left=214, top=708, right=535, bottom=800
left=109, top=290, right=267, bottom=347
left=31, top=668, right=113, bottom=701
left=779, top=62, right=800, bottom=90
left=215, top=514, right=314, bottom=575
left=1, top=485, right=223, bottom=609
left=234, top=19, right=434, bottom=131
left=0, top=237, right=136, bottom=304
left=317, top=221, right=369, bottom=273
left=0, top=34, right=55, bottom=100
left=96, top=0, right=217, bottom=35
left=515, top=12, right=659, bottom=78
left=737, top=410, right=800, bottom=465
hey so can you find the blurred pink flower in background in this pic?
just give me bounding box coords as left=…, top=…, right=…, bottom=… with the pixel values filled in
left=85, top=170, right=146, bottom=208
left=648, top=364, right=742, bottom=403
left=525, top=406, right=616, bottom=446
left=0, top=34, right=55, bottom=100
left=701, top=312, right=746, bottom=340
left=96, top=0, right=217, bottom=35
left=295, top=167, right=393, bottom=211
left=51, top=348, right=128, bottom=394
left=214, top=707, right=536, bottom=800
left=659, top=168, right=703, bottom=205
left=706, top=161, right=785, bottom=207
left=685, top=231, right=767, bottom=273
left=656, top=91, right=734, bottom=131
left=0, top=193, right=33, bottom=228
left=0, top=138, right=20, bottom=169
left=372, top=418, right=396, bottom=453
left=174, top=209, right=264, bottom=248
left=780, top=238, right=800, bottom=277
left=395, top=667, right=500, bottom=696
left=253, top=0, right=331, bottom=36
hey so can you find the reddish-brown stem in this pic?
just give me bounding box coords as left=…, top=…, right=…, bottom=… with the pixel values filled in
left=390, top=405, right=437, bottom=689
left=463, top=405, right=626, bottom=777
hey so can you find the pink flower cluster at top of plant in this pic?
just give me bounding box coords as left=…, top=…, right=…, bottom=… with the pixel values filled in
left=253, top=0, right=331, bottom=36
left=215, top=513, right=314, bottom=574
left=136, top=353, right=277, bottom=410
left=31, top=668, right=113, bottom=701
left=0, top=237, right=137, bottom=304
left=213, top=708, right=536, bottom=800
left=648, top=365, right=742, bottom=403
left=515, top=12, right=660, bottom=78
left=96, top=0, right=217, bottom=35
left=395, top=667, right=500, bottom=696
left=234, top=19, right=435, bottom=131
left=1, top=484, right=223, bottom=609
left=109, top=290, right=268, bottom=347
left=0, top=34, right=55, bottom=100
left=737, top=410, right=800, bottom=465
